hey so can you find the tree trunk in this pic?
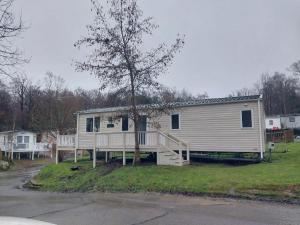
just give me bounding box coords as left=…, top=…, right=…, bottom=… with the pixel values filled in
left=129, top=74, right=140, bottom=165
left=133, top=111, right=141, bottom=165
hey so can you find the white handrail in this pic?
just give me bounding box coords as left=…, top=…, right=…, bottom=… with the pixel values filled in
left=158, top=130, right=188, bottom=148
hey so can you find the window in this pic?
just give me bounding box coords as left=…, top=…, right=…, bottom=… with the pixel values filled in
left=171, top=113, right=180, bottom=130
left=24, top=136, right=29, bottom=143
left=86, top=118, right=93, bottom=132
left=17, top=136, right=23, bottom=143
left=107, top=117, right=114, bottom=128
left=241, top=110, right=252, bottom=128
left=94, top=117, right=100, bottom=132
left=289, top=116, right=295, bottom=122
left=122, top=115, right=129, bottom=131
left=269, top=120, right=273, bottom=125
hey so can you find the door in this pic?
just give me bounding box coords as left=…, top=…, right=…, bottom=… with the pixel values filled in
left=138, top=116, right=147, bottom=145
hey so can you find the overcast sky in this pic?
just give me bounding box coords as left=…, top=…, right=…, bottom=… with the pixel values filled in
left=13, top=0, right=300, bottom=97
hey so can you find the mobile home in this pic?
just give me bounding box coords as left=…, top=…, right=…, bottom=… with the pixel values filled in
left=57, top=95, right=265, bottom=167
left=265, top=116, right=281, bottom=130
left=0, top=130, right=51, bottom=160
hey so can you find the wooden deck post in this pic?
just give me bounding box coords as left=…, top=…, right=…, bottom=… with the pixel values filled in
left=32, top=149, right=35, bottom=160
left=179, top=142, right=183, bottom=165
left=55, top=148, right=58, bottom=164
left=123, top=150, right=126, bottom=166
left=187, top=143, right=190, bottom=162
left=93, top=132, right=96, bottom=168
left=93, top=148, right=96, bottom=168
left=122, top=133, right=126, bottom=166
left=74, top=148, right=77, bottom=163
left=105, top=151, right=108, bottom=163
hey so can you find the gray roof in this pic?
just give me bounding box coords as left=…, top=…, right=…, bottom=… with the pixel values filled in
left=77, top=95, right=261, bottom=114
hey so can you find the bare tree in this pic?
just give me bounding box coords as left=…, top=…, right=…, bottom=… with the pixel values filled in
left=0, top=0, right=28, bottom=79
left=75, top=0, right=184, bottom=164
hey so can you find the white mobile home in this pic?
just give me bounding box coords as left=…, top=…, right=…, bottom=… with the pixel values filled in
left=0, top=130, right=50, bottom=160
left=265, top=116, right=281, bottom=130
left=280, top=114, right=300, bottom=129
left=57, top=95, right=265, bottom=167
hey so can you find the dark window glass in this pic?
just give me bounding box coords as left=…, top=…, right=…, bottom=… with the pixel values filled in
left=122, top=115, right=129, bottom=131
left=171, top=114, right=180, bottom=129
left=269, top=120, right=273, bottom=125
left=94, top=117, right=100, bottom=132
left=242, top=110, right=252, bottom=128
left=86, top=118, right=93, bottom=132
left=107, top=124, right=114, bottom=128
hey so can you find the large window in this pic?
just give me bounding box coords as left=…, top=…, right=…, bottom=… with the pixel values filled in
left=241, top=110, right=252, bottom=128
left=17, top=136, right=23, bottom=144
left=94, top=117, right=100, bottom=132
left=86, top=118, right=94, bottom=132
left=269, top=120, right=273, bottom=125
left=24, top=136, right=30, bottom=143
left=122, top=115, right=129, bottom=131
left=171, top=113, right=180, bottom=130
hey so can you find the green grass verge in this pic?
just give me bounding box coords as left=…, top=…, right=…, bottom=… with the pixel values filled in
left=34, top=143, right=300, bottom=202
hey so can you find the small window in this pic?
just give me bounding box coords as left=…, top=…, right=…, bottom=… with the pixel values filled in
left=289, top=116, right=295, bottom=122
left=171, top=113, right=180, bottom=130
left=107, top=117, right=114, bottom=128
left=94, top=117, right=100, bottom=132
left=17, top=136, right=23, bottom=143
left=86, top=118, right=94, bottom=132
left=24, top=136, right=29, bottom=143
left=122, top=115, right=129, bottom=131
left=241, top=110, right=252, bottom=128
left=269, top=120, right=273, bottom=125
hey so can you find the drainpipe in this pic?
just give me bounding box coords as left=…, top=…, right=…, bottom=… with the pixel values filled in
left=258, top=96, right=264, bottom=160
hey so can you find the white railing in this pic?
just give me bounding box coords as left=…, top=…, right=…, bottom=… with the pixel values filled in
left=57, top=135, right=76, bottom=147
left=0, top=142, right=50, bottom=152
left=57, top=130, right=188, bottom=153
left=95, top=131, right=159, bottom=149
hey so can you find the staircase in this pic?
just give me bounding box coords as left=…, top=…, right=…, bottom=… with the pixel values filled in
left=157, top=131, right=190, bottom=166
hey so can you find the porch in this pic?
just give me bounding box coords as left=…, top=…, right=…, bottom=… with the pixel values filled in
left=0, top=142, right=51, bottom=160
left=56, top=131, right=190, bottom=167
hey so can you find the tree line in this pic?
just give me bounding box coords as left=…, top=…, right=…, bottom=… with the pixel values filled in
left=231, top=61, right=300, bottom=116
left=0, top=72, right=207, bottom=133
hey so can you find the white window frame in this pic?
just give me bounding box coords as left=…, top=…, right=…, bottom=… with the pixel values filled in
left=86, top=117, right=94, bottom=133
left=240, top=109, right=253, bottom=129
left=121, top=115, right=129, bottom=132
left=170, top=112, right=181, bottom=130
left=269, top=119, right=273, bottom=126
left=94, top=116, right=101, bottom=133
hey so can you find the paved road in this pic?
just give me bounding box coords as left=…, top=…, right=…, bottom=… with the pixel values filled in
left=0, top=165, right=299, bottom=225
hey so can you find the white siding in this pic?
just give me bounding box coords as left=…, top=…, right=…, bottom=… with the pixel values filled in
left=265, top=117, right=281, bottom=130
left=77, top=100, right=265, bottom=153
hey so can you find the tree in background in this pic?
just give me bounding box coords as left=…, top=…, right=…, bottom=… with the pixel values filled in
left=75, top=0, right=184, bottom=164
left=231, top=71, right=300, bottom=116
left=0, top=0, right=28, bottom=79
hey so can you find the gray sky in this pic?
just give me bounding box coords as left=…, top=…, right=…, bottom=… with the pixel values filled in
left=13, top=0, right=300, bottom=97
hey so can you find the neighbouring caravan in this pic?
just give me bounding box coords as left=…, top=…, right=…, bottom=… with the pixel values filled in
left=265, top=116, right=281, bottom=130
left=56, top=95, right=265, bottom=167
left=0, top=130, right=51, bottom=160
left=280, top=114, right=300, bottom=129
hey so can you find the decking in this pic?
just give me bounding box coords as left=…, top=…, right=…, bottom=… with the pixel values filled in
left=57, top=130, right=190, bottom=167
left=0, top=142, right=51, bottom=160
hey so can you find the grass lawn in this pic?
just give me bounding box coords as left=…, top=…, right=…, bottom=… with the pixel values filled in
left=33, top=143, right=300, bottom=203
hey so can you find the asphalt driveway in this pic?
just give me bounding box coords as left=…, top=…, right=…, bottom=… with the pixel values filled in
left=0, top=163, right=299, bottom=225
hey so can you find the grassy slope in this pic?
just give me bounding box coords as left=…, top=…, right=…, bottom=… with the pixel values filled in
left=35, top=143, right=300, bottom=201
